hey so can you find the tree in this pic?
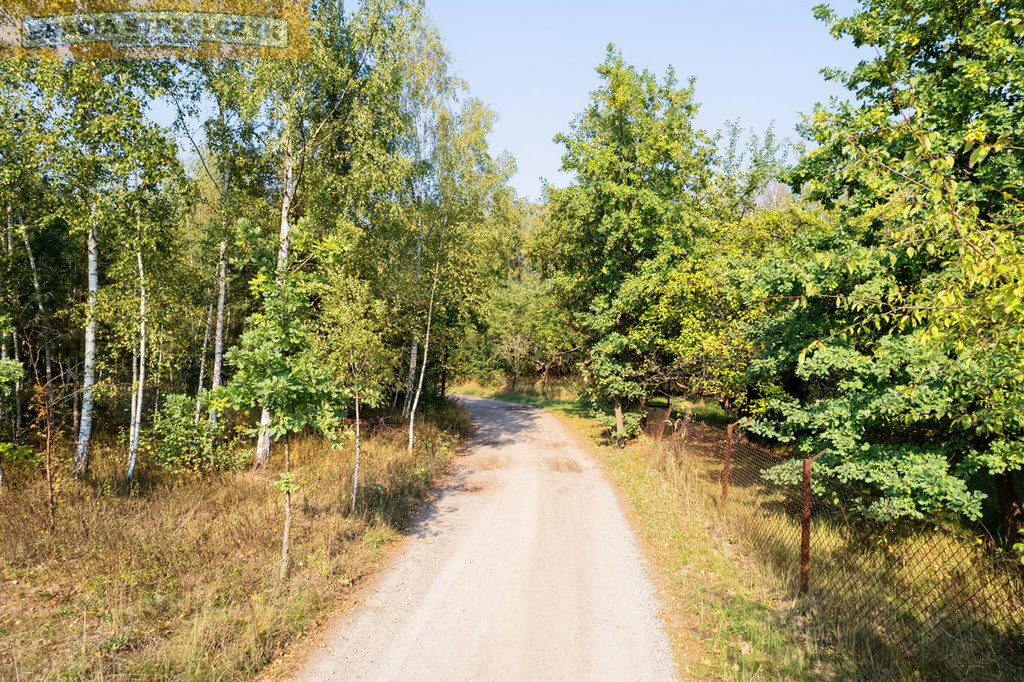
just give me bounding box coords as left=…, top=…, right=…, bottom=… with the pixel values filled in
left=8, top=61, right=178, bottom=477
left=311, top=266, right=393, bottom=511
left=748, top=0, right=1024, bottom=532
left=543, top=45, right=713, bottom=438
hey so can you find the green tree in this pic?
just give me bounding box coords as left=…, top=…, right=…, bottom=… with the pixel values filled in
left=749, top=0, right=1024, bottom=534
left=543, top=45, right=713, bottom=437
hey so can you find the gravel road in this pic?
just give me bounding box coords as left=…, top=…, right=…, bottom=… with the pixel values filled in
left=293, top=395, right=677, bottom=681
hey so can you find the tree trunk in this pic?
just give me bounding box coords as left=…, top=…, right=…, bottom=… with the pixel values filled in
left=42, top=384, right=55, bottom=529
left=256, top=130, right=295, bottom=468
left=614, top=398, right=625, bottom=444
left=129, top=345, right=137, bottom=456
left=408, top=273, right=438, bottom=456
left=72, top=367, right=79, bottom=433
left=439, top=347, right=448, bottom=398
left=10, top=331, right=20, bottom=436
left=254, top=408, right=272, bottom=468
left=352, top=394, right=361, bottom=514
left=127, top=249, right=146, bottom=481
left=195, top=303, right=212, bottom=423
left=402, top=340, right=418, bottom=416
left=74, top=222, right=99, bottom=477
left=209, top=240, right=227, bottom=426
left=1, top=335, right=7, bottom=432
left=995, top=470, right=1023, bottom=545
left=402, top=230, right=425, bottom=417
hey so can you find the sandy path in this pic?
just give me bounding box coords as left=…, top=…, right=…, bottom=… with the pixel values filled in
left=293, top=395, right=676, bottom=681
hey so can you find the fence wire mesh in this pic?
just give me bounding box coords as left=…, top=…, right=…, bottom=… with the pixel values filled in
left=652, top=412, right=1024, bottom=676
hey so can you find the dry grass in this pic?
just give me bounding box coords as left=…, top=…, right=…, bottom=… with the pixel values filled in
left=670, top=429, right=1024, bottom=680
left=0, top=401, right=469, bottom=681
left=594, top=438, right=844, bottom=680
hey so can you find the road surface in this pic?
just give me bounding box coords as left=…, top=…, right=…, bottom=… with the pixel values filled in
left=294, top=395, right=676, bottom=681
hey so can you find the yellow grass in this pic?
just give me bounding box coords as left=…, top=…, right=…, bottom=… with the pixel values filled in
left=0, top=401, right=469, bottom=680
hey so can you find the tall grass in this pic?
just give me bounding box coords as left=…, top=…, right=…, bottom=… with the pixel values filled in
left=0, top=400, right=469, bottom=681
left=664, top=427, right=1024, bottom=680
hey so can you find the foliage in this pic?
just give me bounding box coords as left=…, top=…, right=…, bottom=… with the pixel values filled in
left=225, top=272, right=344, bottom=443
left=146, top=394, right=245, bottom=472
left=460, top=269, right=577, bottom=388
left=529, top=2, right=1024, bottom=532
left=592, top=406, right=644, bottom=444
left=745, top=0, right=1024, bottom=523
left=0, top=441, right=39, bottom=472
left=541, top=44, right=714, bottom=417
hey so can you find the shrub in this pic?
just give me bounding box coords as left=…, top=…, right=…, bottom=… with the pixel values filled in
left=592, top=406, right=644, bottom=444
left=0, top=441, right=40, bottom=485
left=145, top=394, right=247, bottom=472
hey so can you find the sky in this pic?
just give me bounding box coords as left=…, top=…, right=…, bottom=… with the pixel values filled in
left=423, top=0, right=866, bottom=201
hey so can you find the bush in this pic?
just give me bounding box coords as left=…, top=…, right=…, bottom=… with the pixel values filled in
left=145, top=394, right=247, bottom=472
left=592, top=406, right=644, bottom=444
left=0, top=441, right=40, bottom=485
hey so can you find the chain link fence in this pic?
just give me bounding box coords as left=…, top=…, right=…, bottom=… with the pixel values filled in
left=647, top=410, right=1024, bottom=678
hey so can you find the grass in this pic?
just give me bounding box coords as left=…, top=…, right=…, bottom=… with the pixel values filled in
left=0, top=400, right=470, bottom=681
left=600, top=442, right=844, bottom=680
left=645, top=395, right=737, bottom=427
left=661, top=423, right=1024, bottom=680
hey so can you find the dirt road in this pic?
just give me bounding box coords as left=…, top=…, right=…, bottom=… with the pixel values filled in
left=294, top=395, right=676, bottom=681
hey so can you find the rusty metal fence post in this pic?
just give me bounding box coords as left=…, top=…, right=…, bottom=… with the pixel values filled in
left=800, top=450, right=828, bottom=595
left=722, top=422, right=736, bottom=502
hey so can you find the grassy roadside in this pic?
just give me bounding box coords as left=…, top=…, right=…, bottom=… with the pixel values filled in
left=454, top=383, right=846, bottom=680
left=0, top=401, right=469, bottom=681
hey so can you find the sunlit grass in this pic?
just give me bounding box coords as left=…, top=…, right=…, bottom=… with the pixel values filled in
left=0, top=400, right=469, bottom=680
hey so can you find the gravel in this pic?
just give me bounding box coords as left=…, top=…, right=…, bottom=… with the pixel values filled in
left=293, top=395, right=677, bottom=681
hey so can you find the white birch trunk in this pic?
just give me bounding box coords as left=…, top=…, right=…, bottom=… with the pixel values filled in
left=195, top=303, right=212, bottom=423
left=402, top=341, right=418, bottom=416
left=10, top=331, right=20, bottom=435
left=129, top=344, right=138, bottom=461
left=402, top=230, right=425, bottom=416
left=255, top=129, right=295, bottom=468
left=209, top=240, right=227, bottom=426
left=127, top=249, right=146, bottom=481
left=73, top=221, right=98, bottom=477
left=408, top=274, right=438, bottom=456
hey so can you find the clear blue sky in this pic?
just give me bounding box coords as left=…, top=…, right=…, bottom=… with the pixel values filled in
left=424, top=0, right=865, bottom=201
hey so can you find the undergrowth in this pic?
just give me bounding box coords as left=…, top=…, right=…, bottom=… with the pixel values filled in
left=0, top=400, right=469, bottom=681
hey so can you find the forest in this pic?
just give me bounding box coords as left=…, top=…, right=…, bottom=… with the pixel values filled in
left=0, top=1, right=520, bottom=485
left=1, top=0, right=1022, bottom=678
